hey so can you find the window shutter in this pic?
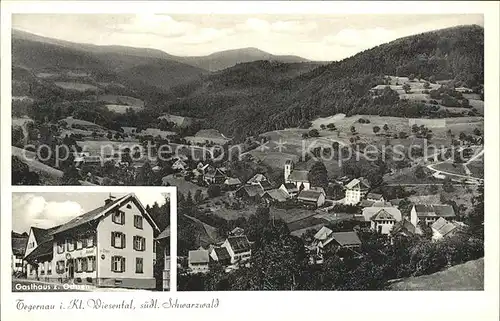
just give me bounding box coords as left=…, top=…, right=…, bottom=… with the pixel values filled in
left=122, top=257, right=126, bottom=272
left=111, top=232, right=115, bottom=247
left=122, top=234, right=126, bottom=249
left=111, top=256, right=114, bottom=272
left=142, top=238, right=146, bottom=251
left=121, top=211, right=125, bottom=225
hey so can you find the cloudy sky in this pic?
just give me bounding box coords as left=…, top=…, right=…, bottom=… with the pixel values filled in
left=12, top=192, right=169, bottom=233
left=12, top=14, right=483, bottom=61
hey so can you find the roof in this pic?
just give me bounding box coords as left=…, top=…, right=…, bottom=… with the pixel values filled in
left=360, top=200, right=375, bottom=207
left=345, top=177, right=370, bottom=190
left=392, top=219, right=417, bottom=235
left=287, top=170, right=309, bottom=183
left=205, top=167, right=225, bottom=178
left=213, top=247, right=231, bottom=261
left=282, top=183, right=298, bottom=192
left=156, top=226, right=170, bottom=240
left=331, top=231, right=362, bottom=247
left=24, top=241, right=53, bottom=262
left=314, top=226, right=333, bottom=241
left=12, top=237, right=28, bottom=256
left=366, top=193, right=383, bottom=200
left=237, top=185, right=265, bottom=197
left=259, top=181, right=274, bottom=190
left=389, top=199, right=403, bottom=206
left=371, top=209, right=398, bottom=221
left=224, top=177, right=242, bottom=185
left=51, top=193, right=160, bottom=235
left=247, top=173, right=268, bottom=184
left=188, top=250, right=209, bottom=264
left=32, top=226, right=60, bottom=244
left=183, top=215, right=222, bottom=245
left=264, top=188, right=290, bottom=202
left=226, top=235, right=251, bottom=254
left=298, top=190, right=324, bottom=202
left=361, top=207, right=402, bottom=222
left=413, top=204, right=456, bottom=218
left=431, top=217, right=459, bottom=237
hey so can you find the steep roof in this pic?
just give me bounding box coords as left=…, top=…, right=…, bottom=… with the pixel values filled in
left=213, top=247, right=231, bottom=261
left=264, top=189, right=290, bottom=202
left=314, top=226, right=333, bottom=241
left=247, top=173, right=268, bottom=184
left=259, top=180, right=274, bottom=191
left=227, top=235, right=251, bottom=254
left=392, top=219, right=417, bottom=235
left=414, top=204, right=456, bottom=217
left=156, top=226, right=170, bottom=240
left=360, top=199, right=375, bottom=207
left=224, top=177, right=242, bottom=185
left=24, top=241, right=53, bottom=262
left=237, top=185, right=265, bottom=197
left=51, top=193, right=160, bottom=235
left=188, top=249, right=209, bottom=264
left=282, top=183, right=298, bottom=192
left=366, top=193, right=383, bottom=200
left=183, top=215, right=222, bottom=245
left=298, top=190, right=324, bottom=202
left=32, top=226, right=60, bottom=244
left=371, top=209, right=398, bottom=221
left=288, top=170, right=309, bottom=182
left=431, top=217, right=459, bottom=237
left=345, top=177, right=370, bottom=190
left=362, top=207, right=402, bottom=222
left=331, top=231, right=362, bottom=247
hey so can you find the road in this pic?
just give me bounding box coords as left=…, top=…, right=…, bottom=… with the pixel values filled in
left=424, top=146, right=484, bottom=183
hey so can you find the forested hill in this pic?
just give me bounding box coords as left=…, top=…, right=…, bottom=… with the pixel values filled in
left=158, top=25, right=484, bottom=140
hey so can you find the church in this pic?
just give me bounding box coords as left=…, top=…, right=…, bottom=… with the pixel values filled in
left=284, top=159, right=312, bottom=191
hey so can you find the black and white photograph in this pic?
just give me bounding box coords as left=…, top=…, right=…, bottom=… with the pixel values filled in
left=11, top=190, right=171, bottom=292
left=9, top=13, right=487, bottom=291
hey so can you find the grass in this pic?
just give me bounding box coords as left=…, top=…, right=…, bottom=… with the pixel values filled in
left=54, top=82, right=98, bottom=91
left=466, top=161, right=484, bottom=179
left=106, top=105, right=144, bottom=114
left=389, top=258, right=484, bottom=290
left=162, top=174, right=207, bottom=197
left=212, top=204, right=317, bottom=223
left=433, top=162, right=468, bottom=176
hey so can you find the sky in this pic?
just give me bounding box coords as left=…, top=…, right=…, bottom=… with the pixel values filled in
left=12, top=14, right=483, bottom=61
left=12, top=191, right=169, bottom=233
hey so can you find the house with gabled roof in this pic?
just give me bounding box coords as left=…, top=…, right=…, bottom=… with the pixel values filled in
left=247, top=173, right=269, bottom=185
left=358, top=206, right=402, bottom=235
left=181, top=215, right=223, bottom=248
left=279, top=183, right=299, bottom=197
left=235, top=184, right=265, bottom=201
left=298, top=188, right=326, bottom=208
left=410, top=204, right=456, bottom=226
left=263, top=188, right=291, bottom=203
left=431, top=217, right=465, bottom=241
left=12, top=233, right=28, bottom=274
left=284, top=159, right=313, bottom=191
left=221, top=235, right=252, bottom=265
left=209, top=247, right=231, bottom=266
left=391, top=219, right=422, bottom=237
left=203, top=166, right=226, bottom=185
left=172, top=159, right=188, bottom=171
left=309, top=226, right=362, bottom=263
left=24, top=194, right=160, bottom=289
left=344, top=177, right=370, bottom=205
left=188, top=249, right=210, bottom=274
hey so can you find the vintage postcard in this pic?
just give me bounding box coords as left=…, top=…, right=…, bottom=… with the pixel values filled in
left=1, top=1, right=499, bottom=321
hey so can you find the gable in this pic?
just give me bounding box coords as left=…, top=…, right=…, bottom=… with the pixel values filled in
left=24, top=228, right=38, bottom=258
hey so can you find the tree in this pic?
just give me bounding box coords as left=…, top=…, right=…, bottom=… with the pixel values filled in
left=423, top=81, right=430, bottom=89
left=473, top=128, right=481, bottom=136
left=350, top=126, right=356, bottom=135
left=372, top=126, right=381, bottom=135
left=12, top=126, right=24, bottom=147
left=307, top=161, right=328, bottom=189
left=106, top=131, right=112, bottom=140
left=429, top=75, right=436, bottom=83
left=12, top=156, right=40, bottom=185
left=320, top=124, right=326, bottom=130
left=409, top=74, right=415, bottom=81
left=461, top=98, right=470, bottom=108
left=398, top=132, right=408, bottom=139
left=308, top=129, right=320, bottom=138
left=62, top=165, right=81, bottom=185
left=442, top=178, right=455, bottom=193
left=327, top=123, right=336, bottom=130
left=194, top=189, right=204, bottom=203
left=383, top=124, right=389, bottom=132
left=207, top=185, right=222, bottom=198
left=414, top=165, right=426, bottom=179
left=402, top=83, right=411, bottom=93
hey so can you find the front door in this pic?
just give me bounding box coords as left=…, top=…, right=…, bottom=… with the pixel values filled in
left=67, top=260, right=74, bottom=279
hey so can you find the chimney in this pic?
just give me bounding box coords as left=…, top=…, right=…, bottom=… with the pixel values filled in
left=105, top=193, right=116, bottom=206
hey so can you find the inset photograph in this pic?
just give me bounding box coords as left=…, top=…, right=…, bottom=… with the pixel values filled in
left=12, top=189, right=171, bottom=292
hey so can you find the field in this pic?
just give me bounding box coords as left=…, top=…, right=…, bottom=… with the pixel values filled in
left=389, top=258, right=483, bottom=290
left=432, top=162, right=468, bottom=176
left=54, top=82, right=98, bottom=91
left=466, top=161, right=484, bottom=178
left=61, top=117, right=104, bottom=131
left=185, top=129, right=232, bottom=145
left=212, top=203, right=317, bottom=223
left=76, top=140, right=142, bottom=156
left=97, top=94, right=145, bottom=107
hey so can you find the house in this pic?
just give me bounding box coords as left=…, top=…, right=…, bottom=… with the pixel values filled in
left=279, top=183, right=299, bottom=197
left=229, top=227, right=245, bottom=236
left=284, top=160, right=311, bottom=191
left=257, top=180, right=274, bottom=191
left=455, top=87, right=473, bottom=94
left=344, top=177, right=370, bottom=205
left=432, top=171, right=446, bottom=179
left=391, top=219, right=422, bottom=237
left=204, top=166, right=226, bottom=185
left=247, top=173, right=269, bottom=186
left=221, top=235, right=252, bottom=265
left=431, top=217, right=464, bottom=241
left=359, top=206, right=402, bottom=234
left=235, top=185, right=265, bottom=201
left=188, top=250, right=210, bottom=274
left=410, top=204, right=456, bottom=226
left=311, top=227, right=362, bottom=260
left=23, top=225, right=61, bottom=281
left=172, top=159, right=188, bottom=171
left=24, top=194, right=160, bottom=289
left=297, top=188, right=326, bottom=208
left=366, top=193, right=384, bottom=202
left=12, top=234, right=28, bottom=274
left=263, top=188, right=291, bottom=203
left=224, top=177, right=242, bottom=190
left=155, top=226, right=170, bottom=290
left=209, top=247, right=232, bottom=266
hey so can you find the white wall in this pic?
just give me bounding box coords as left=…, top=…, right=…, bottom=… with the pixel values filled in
left=96, top=200, right=154, bottom=282
left=52, top=235, right=97, bottom=281
left=23, top=229, right=38, bottom=259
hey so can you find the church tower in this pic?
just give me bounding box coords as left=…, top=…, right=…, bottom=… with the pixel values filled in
left=284, top=159, right=294, bottom=183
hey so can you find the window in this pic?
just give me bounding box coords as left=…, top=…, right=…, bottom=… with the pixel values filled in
left=135, top=258, right=143, bottom=273
left=153, top=241, right=157, bottom=254
left=15, top=262, right=23, bottom=267
left=111, top=256, right=125, bottom=273
left=112, top=210, right=125, bottom=225
left=87, top=256, right=96, bottom=272
left=47, top=264, right=52, bottom=275
left=76, top=258, right=83, bottom=273
left=76, top=239, right=83, bottom=250
left=40, top=264, right=45, bottom=275
left=82, top=258, right=88, bottom=272
left=28, top=241, right=35, bottom=249
left=87, top=235, right=95, bottom=248
left=133, top=236, right=146, bottom=251
left=134, top=215, right=143, bottom=229
left=111, top=232, right=126, bottom=249
left=56, top=261, right=65, bottom=274
left=57, top=241, right=65, bottom=254
left=67, top=239, right=75, bottom=252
